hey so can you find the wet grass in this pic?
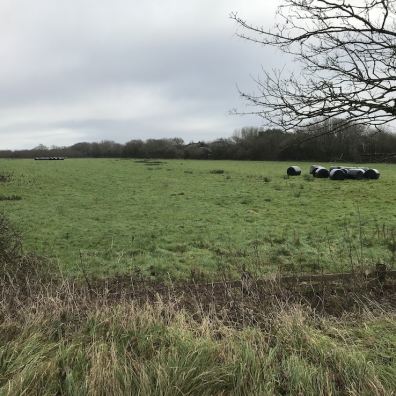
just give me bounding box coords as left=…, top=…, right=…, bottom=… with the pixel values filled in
left=1, top=295, right=395, bottom=395
left=0, top=159, right=394, bottom=278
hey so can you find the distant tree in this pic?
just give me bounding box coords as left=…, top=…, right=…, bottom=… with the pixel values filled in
left=143, top=138, right=184, bottom=158
left=232, top=0, right=396, bottom=132
left=208, top=138, right=237, bottom=159
left=184, top=142, right=211, bottom=159
left=2, top=131, right=396, bottom=162
left=123, top=140, right=144, bottom=158
left=69, top=142, right=93, bottom=157
left=0, top=150, right=13, bottom=158
left=33, top=144, right=49, bottom=151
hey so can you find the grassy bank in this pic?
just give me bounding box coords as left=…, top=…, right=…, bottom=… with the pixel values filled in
left=0, top=159, right=395, bottom=278
left=1, top=295, right=395, bottom=395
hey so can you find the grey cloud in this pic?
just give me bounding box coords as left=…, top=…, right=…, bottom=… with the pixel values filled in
left=0, top=0, right=280, bottom=149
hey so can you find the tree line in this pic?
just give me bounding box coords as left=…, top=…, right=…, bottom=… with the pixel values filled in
left=1, top=121, right=396, bottom=162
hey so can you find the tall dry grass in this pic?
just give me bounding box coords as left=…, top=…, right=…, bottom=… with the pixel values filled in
left=1, top=294, right=395, bottom=395
left=0, top=214, right=395, bottom=395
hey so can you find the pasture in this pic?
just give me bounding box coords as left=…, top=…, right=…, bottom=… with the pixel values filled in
left=0, top=158, right=395, bottom=279
left=1, top=158, right=396, bottom=395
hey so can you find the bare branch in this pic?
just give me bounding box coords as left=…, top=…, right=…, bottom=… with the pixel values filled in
left=232, top=0, right=396, bottom=130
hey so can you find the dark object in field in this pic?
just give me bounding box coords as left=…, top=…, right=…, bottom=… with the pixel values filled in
left=210, top=169, right=225, bottom=174
left=35, top=157, right=64, bottom=160
left=134, top=160, right=165, bottom=165
left=340, top=168, right=349, bottom=175
left=0, top=173, right=11, bottom=182
left=364, top=168, right=380, bottom=180
left=314, top=167, right=330, bottom=178
left=329, top=169, right=346, bottom=180
left=329, top=166, right=343, bottom=172
left=287, top=166, right=301, bottom=176
left=309, top=165, right=321, bottom=174
left=346, top=168, right=365, bottom=179
left=0, top=195, right=22, bottom=201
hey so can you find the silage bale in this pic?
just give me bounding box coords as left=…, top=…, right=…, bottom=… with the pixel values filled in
left=329, top=166, right=343, bottom=171
left=346, top=168, right=365, bottom=179
left=287, top=166, right=301, bottom=176
left=364, top=168, right=380, bottom=180
left=329, top=168, right=346, bottom=180
left=310, top=165, right=321, bottom=174
left=314, top=167, right=330, bottom=178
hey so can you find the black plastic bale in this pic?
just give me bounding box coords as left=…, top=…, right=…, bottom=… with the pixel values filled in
left=34, top=157, right=64, bottom=161
left=329, top=166, right=343, bottom=171
left=310, top=165, right=321, bottom=174
left=346, top=168, right=365, bottom=179
left=364, top=168, right=380, bottom=180
left=287, top=166, right=301, bottom=176
left=314, top=167, right=330, bottom=178
left=329, top=168, right=346, bottom=180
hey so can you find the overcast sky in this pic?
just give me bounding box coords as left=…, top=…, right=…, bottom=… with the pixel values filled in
left=0, top=0, right=285, bottom=150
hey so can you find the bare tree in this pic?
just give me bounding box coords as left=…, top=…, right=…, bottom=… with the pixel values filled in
left=232, top=0, right=396, bottom=132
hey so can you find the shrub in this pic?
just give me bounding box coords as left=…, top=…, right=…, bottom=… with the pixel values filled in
left=0, top=214, right=52, bottom=293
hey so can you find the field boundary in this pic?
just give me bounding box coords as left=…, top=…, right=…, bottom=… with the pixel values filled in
left=89, top=268, right=396, bottom=294
left=2, top=267, right=396, bottom=324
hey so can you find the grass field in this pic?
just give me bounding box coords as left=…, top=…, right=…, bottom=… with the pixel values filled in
left=0, top=158, right=395, bottom=278
left=1, top=159, right=395, bottom=395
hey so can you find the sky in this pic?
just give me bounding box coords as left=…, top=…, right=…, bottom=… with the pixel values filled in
left=0, top=0, right=282, bottom=150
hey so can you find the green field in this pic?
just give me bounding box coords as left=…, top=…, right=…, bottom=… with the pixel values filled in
left=0, top=159, right=395, bottom=278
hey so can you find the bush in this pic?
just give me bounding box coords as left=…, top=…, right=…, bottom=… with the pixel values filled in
left=0, top=214, right=52, bottom=293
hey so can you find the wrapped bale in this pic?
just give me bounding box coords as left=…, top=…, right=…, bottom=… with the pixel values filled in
left=310, top=164, right=321, bottom=174
left=330, top=168, right=346, bottom=180
left=314, top=167, right=330, bottom=178
left=364, top=168, right=380, bottom=180
left=287, top=166, right=301, bottom=176
left=336, top=167, right=349, bottom=175
left=347, top=168, right=365, bottom=179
